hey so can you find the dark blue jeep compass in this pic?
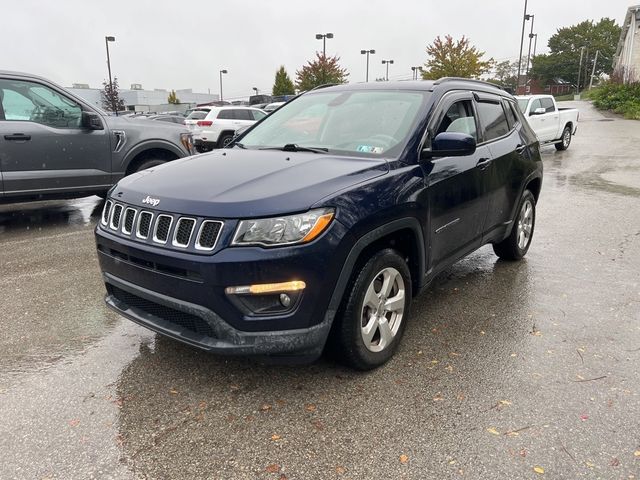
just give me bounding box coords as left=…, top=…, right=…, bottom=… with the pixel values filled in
left=95, top=78, right=542, bottom=370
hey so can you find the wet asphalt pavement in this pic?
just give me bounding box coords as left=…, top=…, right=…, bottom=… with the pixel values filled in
left=1, top=101, right=639, bottom=479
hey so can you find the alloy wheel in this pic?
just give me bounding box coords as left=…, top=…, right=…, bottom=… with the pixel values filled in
left=516, top=199, right=534, bottom=250
left=360, top=267, right=405, bottom=352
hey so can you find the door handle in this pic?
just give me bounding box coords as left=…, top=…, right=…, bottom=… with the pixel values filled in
left=516, top=144, right=527, bottom=154
left=476, top=157, right=492, bottom=169
left=4, top=134, right=32, bottom=141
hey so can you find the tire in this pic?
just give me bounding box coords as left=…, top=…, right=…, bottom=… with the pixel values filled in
left=135, top=159, right=166, bottom=172
left=493, top=190, right=536, bottom=261
left=218, top=133, right=235, bottom=148
left=555, top=126, right=572, bottom=151
left=334, top=248, right=412, bottom=370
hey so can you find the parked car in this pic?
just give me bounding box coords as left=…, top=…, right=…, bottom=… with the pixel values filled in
left=184, top=107, right=211, bottom=131
left=0, top=71, right=195, bottom=202
left=264, top=101, right=285, bottom=113
left=146, top=114, right=186, bottom=125
left=96, top=78, right=542, bottom=370
left=191, top=106, right=267, bottom=151
left=516, top=94, right=579, bottom=150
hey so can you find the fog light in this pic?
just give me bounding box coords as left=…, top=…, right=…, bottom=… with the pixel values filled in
left=279, top=293, right=291, bottom=307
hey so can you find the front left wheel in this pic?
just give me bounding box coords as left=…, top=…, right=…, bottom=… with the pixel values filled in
left=555, top=126, right=572, bottom=151
left=334, top=249, right=412, bottom=370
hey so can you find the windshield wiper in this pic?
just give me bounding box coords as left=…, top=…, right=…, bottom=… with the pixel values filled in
left=259, top=144, right=328, bottom=153
left=234, top=142, right=246, bottom=149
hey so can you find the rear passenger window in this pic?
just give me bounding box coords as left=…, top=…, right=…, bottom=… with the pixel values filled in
left=234, top=109, right=253, bottom=121
left=476, top=101, right=509, bottom=142
left=217, top=110, right=234, bottom=120
left=435, top=100, right=477, bottom=141
left=503, top=101, right=517, bottom=129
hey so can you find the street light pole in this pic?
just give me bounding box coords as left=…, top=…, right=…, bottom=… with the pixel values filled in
left=219, top=69, right=228, bottom=101
left=361, top=49, right=375, bottom=82
left=105, top=36, right=116, bottom=114
left=524, top=14, right=535, bottom=88
left=381, top=60, right=394, bottom=81
left=411, top=66, right=423, bottom=80
left=252, top=87, right=259, bottom=96
left=315, top=33, right=334, bottom=85
left=516, top=0, right=529, bottom=92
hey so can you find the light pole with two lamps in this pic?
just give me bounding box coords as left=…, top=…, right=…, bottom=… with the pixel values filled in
left=381, top=59, right=394, bottom=81
left=105, top=35, right=117, bottom=114
left=361, top=49, right=375, bottom=82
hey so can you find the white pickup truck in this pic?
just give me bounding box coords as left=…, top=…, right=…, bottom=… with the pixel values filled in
left=516, top=95, right=579, bottom=151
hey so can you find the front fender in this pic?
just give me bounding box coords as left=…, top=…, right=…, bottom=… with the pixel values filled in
left=117, top=139, right=188, bottom=174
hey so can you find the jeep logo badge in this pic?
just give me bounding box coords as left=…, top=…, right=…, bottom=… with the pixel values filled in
left=142, top=195, right=160, bottom=207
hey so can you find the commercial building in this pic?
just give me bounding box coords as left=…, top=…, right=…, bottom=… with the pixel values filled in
left=613, top=4, right=640, bottom=83
left=68, top=83, right=219, bottom=113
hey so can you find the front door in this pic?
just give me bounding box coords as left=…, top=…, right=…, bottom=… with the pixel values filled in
left=426, top=93, right=491, bottom=271
left=0, top=77, right=111, bottom=197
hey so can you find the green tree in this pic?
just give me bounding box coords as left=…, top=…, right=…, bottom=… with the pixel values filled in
left=272, top=66, right=296, bottom=96
left=101, top=77, right=125, bottom=112
left=421, top=35, right=494, bottom=80
left=295, top=53, right=349, bottom=91
left=530, top=18, right=621, bottom=90
left=167, top=90, right=180, bottom=104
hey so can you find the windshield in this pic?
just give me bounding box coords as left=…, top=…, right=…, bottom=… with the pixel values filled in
left=517, top=98, right=529, bottom=113
left=238, top=90, right=430, bottom=157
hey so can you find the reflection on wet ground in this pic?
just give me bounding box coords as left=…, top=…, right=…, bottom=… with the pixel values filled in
left=1, top=102, right=639, bottom=478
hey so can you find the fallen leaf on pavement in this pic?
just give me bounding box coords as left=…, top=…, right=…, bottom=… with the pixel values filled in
left=260, top=404, right=272, bottom=412
left=169, top=389, right=178, bottom=395
left=399, top=454, right=409, bottom=464
left=533, top=466, right=544, bottom=474
left=487, top=427, right=500, bottom=435
left=634, top=449, right=640, bottom=457
left=68, top=419, right=80, bottom=427
left=305, top=404, right=317, bottom=412
left=265, top=464, right=280, bottom=473
left=271, top=434, right=281, bottom=441
left=335, top=466, right=346, bottom=474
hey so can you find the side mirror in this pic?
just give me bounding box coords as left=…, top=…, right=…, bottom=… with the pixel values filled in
left=530, top=107, right=546, bottom=116
left=421, top=132, right=476, bottom=159
left=81, top=111, right=104, bottom=130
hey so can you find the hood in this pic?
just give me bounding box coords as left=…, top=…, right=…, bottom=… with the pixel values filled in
left=111, top=149, right=389, bottom=218
left=106, top=115, right=188, bottom=132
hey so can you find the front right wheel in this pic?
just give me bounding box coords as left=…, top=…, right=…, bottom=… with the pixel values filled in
left=334, top=249, right=412, bottom=370
left=493, top=190, right=536, bottom=261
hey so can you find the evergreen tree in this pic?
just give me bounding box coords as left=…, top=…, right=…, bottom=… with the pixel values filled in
left=272, top=66, right=296, bottom=96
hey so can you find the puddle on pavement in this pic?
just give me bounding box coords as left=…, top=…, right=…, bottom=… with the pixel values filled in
left=0, top=196, right=119, bottom=389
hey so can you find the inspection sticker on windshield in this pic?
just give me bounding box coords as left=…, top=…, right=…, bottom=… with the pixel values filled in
left=356, top=145, right=383, bottom=154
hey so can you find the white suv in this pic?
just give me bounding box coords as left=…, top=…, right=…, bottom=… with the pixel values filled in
left=190, top=106, right=266, bottom=151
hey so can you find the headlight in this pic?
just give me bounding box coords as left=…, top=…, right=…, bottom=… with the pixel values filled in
left=232, top=208, right=334, bottom=247
left=180, top=133, right=195, bottom=154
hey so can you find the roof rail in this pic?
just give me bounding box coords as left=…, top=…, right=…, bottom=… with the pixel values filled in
left=434, top=77, right=505, bottom=91
left=311, top=83, right=339, bottom=90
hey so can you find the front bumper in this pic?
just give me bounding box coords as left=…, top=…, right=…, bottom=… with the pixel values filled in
left=104, top=273, right=332, bottom=359
left=95, top=219, right=351, bottom=358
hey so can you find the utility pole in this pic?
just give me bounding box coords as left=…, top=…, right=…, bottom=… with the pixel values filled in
left=589, top=50, right=599, bottom=90
left=105, top=36, right=116, bottom=114
left=516, top=0, right=529, bottom=92
left=576, top=46, right=585, bottom=95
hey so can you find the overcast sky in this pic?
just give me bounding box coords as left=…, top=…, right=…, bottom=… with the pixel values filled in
left=2, top=0, right=633, bottom=99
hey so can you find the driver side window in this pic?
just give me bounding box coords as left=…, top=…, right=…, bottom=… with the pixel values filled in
left=0, top=79, right=82, bottom=128
left=435, top=100, right=477, bottom=141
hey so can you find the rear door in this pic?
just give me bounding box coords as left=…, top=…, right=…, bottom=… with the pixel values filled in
left=427, top=92, right=492, bottom=270
left=476, top=95, right=524, bottom=238
left=233, top=109, right=256, bottom=129
left=0, top=77, right=111, bottom=196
